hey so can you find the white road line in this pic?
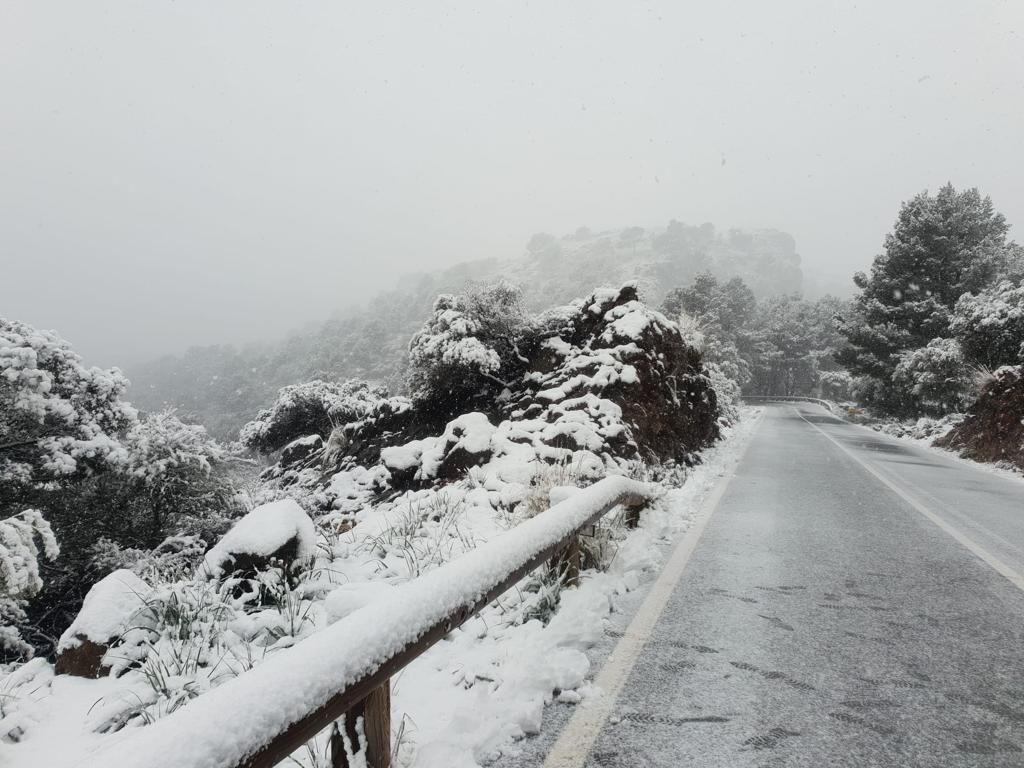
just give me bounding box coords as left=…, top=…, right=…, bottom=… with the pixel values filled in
left=892, top=472, right=1024, bottom=559
left=795, top=407, right=1024, bottom=594
left=542, top=411, right=764, bottom=768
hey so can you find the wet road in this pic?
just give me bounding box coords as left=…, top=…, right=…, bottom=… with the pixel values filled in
left=540, top=403, right=1024, bottom=767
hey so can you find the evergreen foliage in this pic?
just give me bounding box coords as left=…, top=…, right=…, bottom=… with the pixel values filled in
left=837, top=184, right=1016, bottom=414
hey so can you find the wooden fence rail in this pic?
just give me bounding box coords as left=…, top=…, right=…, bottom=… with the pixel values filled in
left=78, top=476, right=655, bottom=768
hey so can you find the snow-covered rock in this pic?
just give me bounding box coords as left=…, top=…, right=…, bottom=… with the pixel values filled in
left=200, top=499, right=316, bottom=580
left=279, top=434, right=323, bottom=467
left=56, top=569, right=151, bottom=678
left=383, top=413, right=498, bottom=489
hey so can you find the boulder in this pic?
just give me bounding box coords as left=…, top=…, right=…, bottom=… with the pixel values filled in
left=434, top=413, right=496, bottom=480
left=200, top=498, right=317, bottom=582
left=55, top=569, right=151, bottom=678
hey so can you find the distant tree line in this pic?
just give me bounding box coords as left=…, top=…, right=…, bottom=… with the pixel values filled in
left=659, top=274, right=852, bottom=401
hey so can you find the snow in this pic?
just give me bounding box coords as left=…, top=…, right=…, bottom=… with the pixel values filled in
left=287, top=435, right=322, bottom=449
left=3, top=411, right=762, bottom=768
left=76, top=475, right=655, bottom=768
left=382, top=414, right=501, bottom=482
left=601, top=303, right=652, bottom=343
left=328, top=465, right=391, bottom=513
left=56, top=569, right=151, bottom=650
left=443, top=413, right=496, bottom=456
left=381, top=440, right=434, bottom=473
left=323, top=582, right=396, bottom=623
left=0, top=510, right=58, bottom=601
left=869, top=413, right=1024, bottom=485
left=541, top=337, right=571, bottom=356
left=200, top=499, right=316, bottom=578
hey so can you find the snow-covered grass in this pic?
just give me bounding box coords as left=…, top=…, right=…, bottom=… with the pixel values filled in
left=0, top=411, right=761, bottom=768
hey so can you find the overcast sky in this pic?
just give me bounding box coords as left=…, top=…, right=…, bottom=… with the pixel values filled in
left=2, top=1, right=1022, bottom=366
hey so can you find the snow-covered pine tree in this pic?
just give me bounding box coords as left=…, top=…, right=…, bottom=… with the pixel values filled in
left=950, top=280, right=1024, bottom=370
left=891, top=338, right=972, bottom=416
left=837, top=184, right=1015, bottom=415
left=406, top=281, right=530, bottom=424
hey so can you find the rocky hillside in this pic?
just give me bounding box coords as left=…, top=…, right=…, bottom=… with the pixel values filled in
left=128, top=222, right=800, bottom=439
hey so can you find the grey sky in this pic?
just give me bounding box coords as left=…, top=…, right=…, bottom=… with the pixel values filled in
left=2, top=1, right=1022, bottom=366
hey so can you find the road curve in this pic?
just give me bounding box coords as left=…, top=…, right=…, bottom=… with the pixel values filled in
left=542, top=403, right=1024, bottom=767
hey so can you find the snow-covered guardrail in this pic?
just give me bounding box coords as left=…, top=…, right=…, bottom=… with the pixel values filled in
left=742, top=395, right=838, bottom=413
left=77, top=476, right=654, bottom=768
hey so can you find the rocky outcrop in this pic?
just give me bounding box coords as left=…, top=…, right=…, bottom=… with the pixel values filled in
left=261, top=283, right=720, bottom=506
left=510, top=283, right=717, bottom=463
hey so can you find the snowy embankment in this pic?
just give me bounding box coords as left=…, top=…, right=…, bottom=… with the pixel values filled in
left=847, top=406, right=1024, bottom=483
left=1, top=411, right=760, bottom=768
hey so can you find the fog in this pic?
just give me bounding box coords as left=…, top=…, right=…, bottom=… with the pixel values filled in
left=2, top=1, right=1022, bottom=366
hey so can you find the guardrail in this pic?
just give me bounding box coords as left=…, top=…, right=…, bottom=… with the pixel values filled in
left=742, top=395, right=838, bottom=413
left=80, top=476, right=655, bottom=768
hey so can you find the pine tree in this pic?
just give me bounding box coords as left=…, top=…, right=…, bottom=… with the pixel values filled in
left=950, top=280, right=1024, bottom=369
left=837, top=184, right=1013, bottom=414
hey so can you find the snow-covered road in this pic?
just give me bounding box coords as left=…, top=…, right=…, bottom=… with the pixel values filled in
left=515, top=402, right=1024, bottom=767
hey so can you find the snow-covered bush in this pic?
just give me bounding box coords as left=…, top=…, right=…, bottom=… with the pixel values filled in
left=406, top=281, right=529, bottom=417
left=818, top=369, right=855, bottom=401
left=0, top=317, right=241, bottom=656
left=90, top=535, right=209, bottom=584
left=0, top=317, right=135, bottom=504
left=240, top=379, right=391, bottom=455
left=950, top=280, right=1024, bottom=369
left=704, top=362, right=742, bottom=424
left=0, top=511, right=58, bottom=659
left=875, top=414, right=962, bottom=441
left=936, top=365, right=1024, bottom=468
left=200, top=498, right=316, bottom=584
left=119, top=410, right=239, bottom=539
left=891, top=337, right=972, bottom=416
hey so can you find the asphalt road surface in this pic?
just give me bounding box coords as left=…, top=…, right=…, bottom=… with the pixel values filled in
left=528, top=403, right=1024, bottom=767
